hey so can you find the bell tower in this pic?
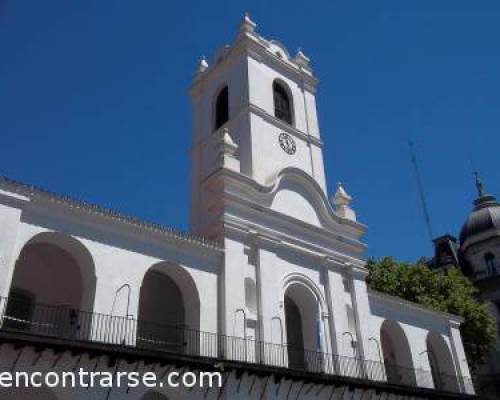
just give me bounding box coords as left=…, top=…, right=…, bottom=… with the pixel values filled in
left=190, top=14, right=327, bottom=237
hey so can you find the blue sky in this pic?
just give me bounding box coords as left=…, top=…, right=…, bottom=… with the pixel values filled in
left=1, top=1, right=499, bottom=261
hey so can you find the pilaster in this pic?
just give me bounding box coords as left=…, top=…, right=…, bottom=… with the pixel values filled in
left=349, top=265, right=371, bottom=363
left=322, top=257, right=348, bottom=357
left=449, top=320, right=474, bottom=394
left=254, top=234, right=282, bottom=347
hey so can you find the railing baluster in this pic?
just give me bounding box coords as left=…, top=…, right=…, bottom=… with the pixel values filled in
left=0, top=295, right=473, bottom=394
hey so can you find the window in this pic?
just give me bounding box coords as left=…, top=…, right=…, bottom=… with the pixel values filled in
left=485, top=252, right=497, bottom=275
left=214, top=86, right=229, bottom=130
left=273, top=81, right=293, bottom=124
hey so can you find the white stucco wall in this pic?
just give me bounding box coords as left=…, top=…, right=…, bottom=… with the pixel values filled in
left=0, top=16, right=475, bottom=397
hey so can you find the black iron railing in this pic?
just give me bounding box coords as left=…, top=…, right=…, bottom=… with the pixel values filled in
left=0, top=297, right=472, bottom=394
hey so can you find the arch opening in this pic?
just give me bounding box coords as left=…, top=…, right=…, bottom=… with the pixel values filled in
left=284, top=282, right=321, bottom=371
left=484, top=252, right=497, bottom=276
left=273, top=80, right=293, bottom=125
left=137, top=263, right=201, bottom=355
left=214, top=86, right=229, bottom=130
left=427, top=332, right=460, bottom=392
left=380, top=320, right=416, bottom=386
left=5, top=232, right=96, bottom=339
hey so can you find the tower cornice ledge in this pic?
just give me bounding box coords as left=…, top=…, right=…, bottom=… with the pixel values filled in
left=190, top=24, right=319, bottom=93
left=248, top=103, right=323, bottom=147
left=321, top=256, right=367, bottom=275
left=206, top=166, right=367, bottom=232
left=222, top=215, right=366, bottom=266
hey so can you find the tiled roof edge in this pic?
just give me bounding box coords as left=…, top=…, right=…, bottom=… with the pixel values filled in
left=0, top=176, right=222, bottom=251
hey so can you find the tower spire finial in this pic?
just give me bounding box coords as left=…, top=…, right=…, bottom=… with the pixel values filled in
left=475, top=171, right=486, bottom=198
left=194, top=56, right=208, bottom=79
left=239, top=12, right=256, bottom=34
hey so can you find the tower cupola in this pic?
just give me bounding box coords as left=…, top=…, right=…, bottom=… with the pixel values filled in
left=460, top=172, right=500, bottom=248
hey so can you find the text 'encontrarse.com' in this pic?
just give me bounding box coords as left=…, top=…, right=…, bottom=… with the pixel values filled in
left=0, top=369, right=223, bottom=389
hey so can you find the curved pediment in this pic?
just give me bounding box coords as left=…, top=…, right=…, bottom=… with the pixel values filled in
left=271, top=177, right=322, bottom=227
left=264, top=168, right=363, bottom=232
left=268, top=40, right=291, bottom=60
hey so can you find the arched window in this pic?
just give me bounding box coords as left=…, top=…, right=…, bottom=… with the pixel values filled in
left=380, top=320, right=416, bottom=386
left=426, top=332, right=460, bottom=392
left=485, top=252, right=497, bottom=275
left=273, top=81, right=293, bottom=124
left=214, top=86, right=229, bottom=130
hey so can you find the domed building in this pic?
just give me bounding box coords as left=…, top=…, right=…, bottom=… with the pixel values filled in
left=460, top=174, right=500, bottom=399
left=459, top=173, right=500, bottom=282
left=430, top=173, right=500, bottom=399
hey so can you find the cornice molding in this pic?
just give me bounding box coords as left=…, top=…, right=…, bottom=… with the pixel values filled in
left=210, top=167, right=367, bottom=233
left=251, top=232, right=281, bottom=250
left=0, top=188, right=31, bottom=209
left=321, top=256, right=367, bottom=277
left=368, top=290, right=465, bottom=324
left=248, top=103, right=323, bottom=147
left=223, top=213, right=366, bottom=269
left=242, top=38, right=318, bottom=90
left=191, top=102, right=323, bottom=152
left=225, top=192, right=365, bottom=252
left=348, top=264, right=370, bottom=280
left=0, top=176, right=222, bottom=252
left=191, top=30, right=319, bottom=93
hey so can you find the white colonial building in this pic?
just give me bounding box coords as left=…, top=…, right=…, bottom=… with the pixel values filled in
left=0, top=15, right=475, bottom=400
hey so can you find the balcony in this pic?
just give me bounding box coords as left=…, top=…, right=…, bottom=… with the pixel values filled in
left=0, top=296, right=472, bottom=395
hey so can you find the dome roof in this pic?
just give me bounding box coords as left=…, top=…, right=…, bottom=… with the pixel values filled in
left=459, top=173, right=500, bottom=247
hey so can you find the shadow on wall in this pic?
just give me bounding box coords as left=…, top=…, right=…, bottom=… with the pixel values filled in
left=427, top=332, right=460, bottom=392
left=137, top=262, right=201, bottom=354
left=380, top=320, right=417, bottom=386
left=6, top=232, right=97, bottom=339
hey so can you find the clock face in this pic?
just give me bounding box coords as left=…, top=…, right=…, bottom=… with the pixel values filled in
left=279, top=132, right=296, bottom=155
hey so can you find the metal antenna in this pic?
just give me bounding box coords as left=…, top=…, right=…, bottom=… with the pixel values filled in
left=468, top=151, right=477, bottom=176
left=409, top=141, right=434, bottom=242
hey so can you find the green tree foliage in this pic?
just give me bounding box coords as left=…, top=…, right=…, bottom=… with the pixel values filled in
left=366, top=256, right=497, bottom=370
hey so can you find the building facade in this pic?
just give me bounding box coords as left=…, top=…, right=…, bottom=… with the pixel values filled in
left=430, top=173, right=500, bottom=398
left=0, top=15, right=475, bottom=400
